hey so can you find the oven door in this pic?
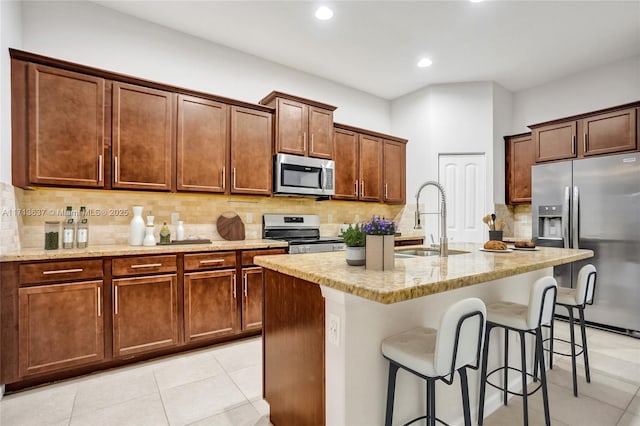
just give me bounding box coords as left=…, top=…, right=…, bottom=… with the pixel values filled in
left=274, top=154, right=334, bottom=196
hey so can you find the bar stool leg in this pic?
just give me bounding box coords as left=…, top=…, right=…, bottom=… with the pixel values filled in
left=549, top=314, right=555, bottom=369
left=536, top=327, right=552, bottom=426
left=504, top=329, right=509, bottom=406
left=458, top=368, right=471, bottom=426
left=519, top=330, right=529, bottom=426
left=385, top=362, right=399, bottom=426
left=477, top=324, right=492, bottom=426
left=567, top=306, right=578, bottom=397
left=427, top=378, right=436, bottom=426
left=578, top=307, right=591, bottom=383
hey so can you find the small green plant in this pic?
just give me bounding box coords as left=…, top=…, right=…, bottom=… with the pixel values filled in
left=342, top=224, right=366, bottom=247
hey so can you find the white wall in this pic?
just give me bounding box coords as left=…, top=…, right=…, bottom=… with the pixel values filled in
left=512, top=56, right=640, bottom=133
left=492, top=83, right=513, bottom=205
left=1, top=0, right=23, bottom=184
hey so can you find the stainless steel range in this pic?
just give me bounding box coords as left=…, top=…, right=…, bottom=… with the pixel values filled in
left=262, top=214, right=344, bottom=254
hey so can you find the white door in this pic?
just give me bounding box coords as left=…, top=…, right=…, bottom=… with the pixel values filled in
left=439, top=154, right=487, bottom=243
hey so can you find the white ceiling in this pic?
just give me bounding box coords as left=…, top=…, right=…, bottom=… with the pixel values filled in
left=93, top=1, right=640, bottom=100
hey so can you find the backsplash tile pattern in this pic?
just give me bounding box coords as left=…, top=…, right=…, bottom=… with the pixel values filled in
left=494, top=203, right=533, bottom=240
left=0, top=182, right=21, bottom=253
left=15, top=187, right=405, bottom=249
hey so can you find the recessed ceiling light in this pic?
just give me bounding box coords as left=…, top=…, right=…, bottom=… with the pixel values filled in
left=315, top=6, right=334, bottom=20
left=417, top=58, right=433, bottom=68
left=469, top=0, right=484, bottom=3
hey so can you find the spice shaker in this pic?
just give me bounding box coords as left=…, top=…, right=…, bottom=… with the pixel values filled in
left=44, top=221, right=60, bottom=250
left=62, top=206, right=75, bottom=249
left=76, top=206, right=89, bottom=248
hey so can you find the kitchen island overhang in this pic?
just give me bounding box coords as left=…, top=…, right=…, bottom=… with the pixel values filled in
left=255, top=244, right=594, bottom=426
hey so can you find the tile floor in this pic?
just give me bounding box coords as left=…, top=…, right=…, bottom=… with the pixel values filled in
left=0, top=321, right=638, bottom=426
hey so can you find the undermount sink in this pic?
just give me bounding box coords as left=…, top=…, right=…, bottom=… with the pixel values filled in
left=394, top=247, right=469, bottom=258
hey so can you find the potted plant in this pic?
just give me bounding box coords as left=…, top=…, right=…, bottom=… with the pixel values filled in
left=342, top=224, right=366, bottom=266
left=362, top=216, right=397, bottom=271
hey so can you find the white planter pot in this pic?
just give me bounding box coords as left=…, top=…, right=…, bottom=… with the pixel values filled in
left=345, top=246, right=366, bottom=266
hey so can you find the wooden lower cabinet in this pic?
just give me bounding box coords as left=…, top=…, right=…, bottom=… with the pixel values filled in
left=18, top=280, right=104, bottom=376
left=113, top=274, right=178, bottom=357
left=241, top=267, right=263, bottom=331
left=184, top=269, right=238, bottom=342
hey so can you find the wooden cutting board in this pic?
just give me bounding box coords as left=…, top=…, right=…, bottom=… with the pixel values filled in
left=217, top=212, right=245, bottom=241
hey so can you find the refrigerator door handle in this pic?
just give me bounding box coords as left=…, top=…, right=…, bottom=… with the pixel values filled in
left=562, top=186, right=570, bottom=248
left=572, top=185, right=580, bottom=249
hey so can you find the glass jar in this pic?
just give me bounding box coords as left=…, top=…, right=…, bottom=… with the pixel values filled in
left=44, top=221, right=60, bottom=250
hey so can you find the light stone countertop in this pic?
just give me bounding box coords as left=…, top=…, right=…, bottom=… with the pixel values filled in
left=254, top=242, right=594, bottom=304
left=0, top=239, right=288, bottom=262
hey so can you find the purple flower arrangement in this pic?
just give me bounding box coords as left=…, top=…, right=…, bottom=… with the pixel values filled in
left=362, top=216, right=397, bottom=236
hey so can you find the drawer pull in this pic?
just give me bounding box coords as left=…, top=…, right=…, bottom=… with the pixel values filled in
left=42, top=268, right=83, bottom=275
left=114, top=286, right=119, bottom=315
left=130, top=263, right=162, bottom=269
left=243, top=272, right=248, bottom=297
left=232, top=273, right=237, bottom=299
left=97, top=287, right=102, bottom=317
left=199, top=259, right=225, bottom=265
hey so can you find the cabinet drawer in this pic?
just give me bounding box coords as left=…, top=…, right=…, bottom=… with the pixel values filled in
left=184, top=252, right=236, bottom=271
left=242, top=249, right=287, bottom=266
left=20, top=259, right=103, bottom=285
left=112, top=255, right=177, bottom=277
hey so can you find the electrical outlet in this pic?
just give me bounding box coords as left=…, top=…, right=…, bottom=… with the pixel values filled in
left=328, top=214, right=333, bottom=223
left=170, top=212, right=179, bottom=225
left=354, top=214, right=360, bottom=223
left=246, top=212, right=253, bottom=224
left=328, top=314, right=340, bottom=347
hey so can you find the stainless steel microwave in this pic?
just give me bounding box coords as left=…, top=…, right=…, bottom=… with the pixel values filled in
left=273, top=153, right=335, bottom=197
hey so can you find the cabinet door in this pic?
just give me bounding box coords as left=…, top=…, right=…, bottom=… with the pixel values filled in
left=383, top=140, right=405, bottom=204
left=308, top=107, right=333, bottom=159
left=27, top=64, right=105, bottom=187
left=275, top=98, right=307, bottom=155
left=242, top=267, right=263, bottom=332
left=19, top=280, right=104, bottom=376
left=177, top=95, right=228, bottom=192
left=230, top=106, right=273, bottom=195
left=506, top=134, right=534, bottom=204
left=113, top=274, right=178, bottom=357
left=112, top=82, right=174, bottom=190
left=184, top=270, right=237, bottom=342
left=582, top=108, right=637, bottom=156
left=358, top=134, right=383, bottom=202
left=333, top=128, right=359, bottom=200
left=534, top=121, right=577, bottom=162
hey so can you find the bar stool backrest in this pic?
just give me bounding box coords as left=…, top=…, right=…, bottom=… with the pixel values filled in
left=434, top=297, right=486, bottom=377
left=527, top=276, right=558, bottom=329
left=576, top=264, right=597, bottom=306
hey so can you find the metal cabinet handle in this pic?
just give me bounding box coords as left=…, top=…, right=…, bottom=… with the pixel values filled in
left=232, top=167, right=236, bottom=189
left=199, top=259, right=224, bottom=264
left=361, top=181, right=365, bottom=197
left=42, top=268, right=83, bottom=275
left=232, top=273, right=237, bottom=299
left=98, top=154, right=103, bottom=182
left=311, top=134, right=314, bottom=153
left=584, top=133, right=588, bottom=153
left=130, top=263, right=162, bottom=269
left=97, top=286, right=102, bottom=317
left=385, top=183, right=388, bottom=199
left=114, top=285, right=119, bottom=315
left=571, top=135, right=576, bottom=154
left=354, top=180, right=358, bottom=197
left=243, top=272, right=248, bottom=297
left=303, top=132, right=307, bottom=152
left=572, top=186, right=580, bottom=249
left=114, top=156, right=119, bottom=182
left=222, top=167, right=226, bottom=190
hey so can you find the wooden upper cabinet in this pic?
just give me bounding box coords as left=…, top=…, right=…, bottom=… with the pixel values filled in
left=177, top=95, right=228, bottom=192
left=358, top=134, right=383, bottom=202
left=25, top=63, right=105, bottom=187
left=505, top=133, right=534, bottom=204
left=112, top=82, right=175, bottom=191
left=333, top=128, right=359, bottom=200
left=533, top=121, right=577, bottom=163
left=260, top=91, right=336, bottom=159
left=582, top=108, right=637, bottom=156
left=383, top=140, right=406, bottom=204
left=230, top=106, right=273, bottom=195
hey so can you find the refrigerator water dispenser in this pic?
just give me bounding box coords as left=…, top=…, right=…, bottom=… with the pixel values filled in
left=538, top=205, right=563, bottom=239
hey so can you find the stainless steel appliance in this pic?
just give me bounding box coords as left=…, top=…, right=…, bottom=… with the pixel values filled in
left=273, top=153, right=335, bottom=197
left=263, top=213, right=344, bottom=254
left=532, top=152, right=640, bottom=333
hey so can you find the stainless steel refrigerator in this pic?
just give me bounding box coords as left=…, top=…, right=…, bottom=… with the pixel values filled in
left=532, top=152, right=640, bottom=334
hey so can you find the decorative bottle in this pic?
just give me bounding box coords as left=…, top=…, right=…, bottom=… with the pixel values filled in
left=129, top=206, right=145, bottom=246
left=76, top=206, right=89, bottom=248
left=159, top=222, right=171, bottom=244
left=143, top=214, right=156, bottom=246
left=62, top=206, right=75, bottom=249
left=176, top=221, right=185, bottom=241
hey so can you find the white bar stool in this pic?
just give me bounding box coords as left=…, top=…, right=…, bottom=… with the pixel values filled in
left=545, top=264, right=597, bottom=397
left=478, top=276, right=558, bottom=426
left=381, top=297, right=486, bottom=426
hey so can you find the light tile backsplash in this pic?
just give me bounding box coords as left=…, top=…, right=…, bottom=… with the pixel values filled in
left=14, top=187, right=406, bottom=249
left=0, top=182, right=21, bottom=253
left=494, top=203, right=532, bottom=240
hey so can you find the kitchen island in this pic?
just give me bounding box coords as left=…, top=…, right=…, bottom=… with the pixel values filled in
left=254, top=243, right=593, bottom=426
